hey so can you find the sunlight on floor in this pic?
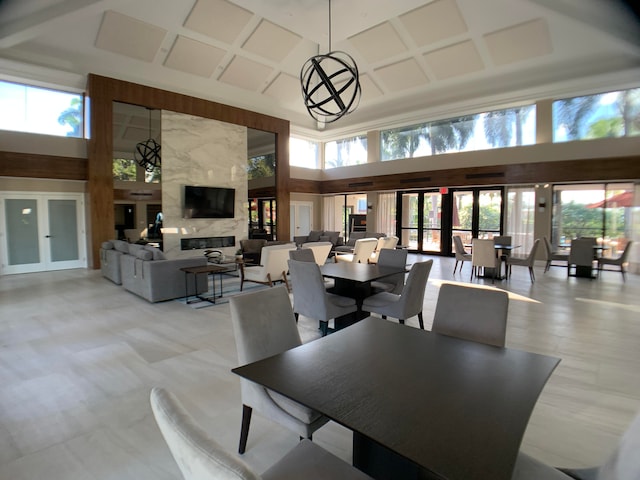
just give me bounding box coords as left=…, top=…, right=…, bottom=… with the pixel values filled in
left=429, top=279, right=541, bottom=304
left=575, top=297, right=640, bottom=313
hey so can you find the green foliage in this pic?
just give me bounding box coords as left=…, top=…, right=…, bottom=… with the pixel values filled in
left=248, top=153, right=275, bottom=179
left=57, top=97, right=83, bottom=137
left=587, top=118, right=623, bottom=138
left=113, top=158, right=137, bottom=181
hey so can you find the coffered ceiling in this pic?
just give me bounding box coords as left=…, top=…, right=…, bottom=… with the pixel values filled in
left=0, top=0, right=639, bottom=140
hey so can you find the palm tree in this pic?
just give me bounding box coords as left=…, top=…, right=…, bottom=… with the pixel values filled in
left=381, top=124, right=428, bottom=159
left=554, top=95, right=599, bottom=140
left=57, top=97, right=83, bottom=137
left=428, top=115, right=476, bottom=154
left=484, top=106, right=533, bottom=147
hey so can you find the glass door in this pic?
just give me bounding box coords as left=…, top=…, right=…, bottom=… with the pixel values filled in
left=1, top=193, right=86, bottom=274
left=399, top=191, right=442, bottom=253
left=448, top=187, right=504, bottom=253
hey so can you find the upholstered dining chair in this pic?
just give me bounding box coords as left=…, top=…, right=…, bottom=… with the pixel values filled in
left=229, top=286, right=329, bottom=454
left=506, top=238, right=540, bottom=283
left=598, top=240, right=633, bottom=281
left=452, top=235, right=472, bottom=275
left=288, top=248, right=315, bottom=262
left=568, top=238, right=597, bottom=278
left=543, top=236, right=569, bottom=272
left=431, top=283, right=509, bottom=347
left=369, top=235, right=399, bottom=263
left=370, top=248, right=408, bottom=294
left=150, top=387, right=372, bottom=480
left=512, top=408, right=640, bottom=480
left=288, top=259, right=357, bottom=336
left=362, top=259, right=433, bottom=329
left=334, top=237, right=378, bottom=263
left=239, top=243, right=296, bottom=291
left=471, top=238, right=499, bottom=282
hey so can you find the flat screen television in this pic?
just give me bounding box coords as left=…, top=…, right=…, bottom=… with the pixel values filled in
left=183, top=185, right=235, bottom=219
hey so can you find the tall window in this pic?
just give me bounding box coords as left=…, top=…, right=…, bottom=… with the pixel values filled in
left=553, top=87, right=640, bottom=142
left=381, top=105, right=535, bottom=161
left=324, top=134, right=367, bottom=168
left=0, top=80, right=84, bottom=137
left=290, top=137, right=319, bottom=168
left=377, top=193, right=396, bottom=237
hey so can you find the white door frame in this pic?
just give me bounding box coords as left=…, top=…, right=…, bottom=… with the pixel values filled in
left=290, top=201, right=313, bottom=241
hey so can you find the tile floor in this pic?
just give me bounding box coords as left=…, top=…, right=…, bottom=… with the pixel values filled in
left=0, top=255, right=639, bottom=479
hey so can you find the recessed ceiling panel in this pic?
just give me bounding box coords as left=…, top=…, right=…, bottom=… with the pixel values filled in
left=264, top=72, right=301, bottom=105
left=243, top=19, right=301, bottom=63
left=95, top=10, right=166, bottom=62
left=184, top=0, right=253, bottom=44
left=348, top=22, right=407, bottom=64
left=374, top=58, right=429, bottom=92
left=424, top=40, right=483, bottom=80
left=219, top=55, right=274, bottom=91
left=400, top=0, right=468, bottom=47
left=359, top=74, right=383, bottom=101
left=484, top=18, right=552, bottom=66
left=164, top=35, right=226, bottom=78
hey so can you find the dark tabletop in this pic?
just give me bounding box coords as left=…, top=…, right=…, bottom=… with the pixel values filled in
left=233, top=317, right=560, bottom=480
left=320, top=262, right=406, bottom=283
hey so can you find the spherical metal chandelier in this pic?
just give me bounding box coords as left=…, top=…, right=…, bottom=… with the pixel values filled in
left=300, top=0, right=361, bottom=124
left=134, top=108, right=161, bottom=172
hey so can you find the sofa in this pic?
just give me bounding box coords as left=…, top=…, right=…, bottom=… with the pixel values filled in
left=100, top=240, right=208, bottom=302
left=293, top=230, right=343, bottom=248
left=333, top=231, right=386, bottom=253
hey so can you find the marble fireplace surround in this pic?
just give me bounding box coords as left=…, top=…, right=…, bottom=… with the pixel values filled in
left=161, top=111, right=248, bottom=260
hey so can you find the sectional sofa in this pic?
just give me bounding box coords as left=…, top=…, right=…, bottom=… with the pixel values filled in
left=100, top=239, right=208, bottom=303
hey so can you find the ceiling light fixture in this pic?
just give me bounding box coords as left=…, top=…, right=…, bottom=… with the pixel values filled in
left=134, top=108, right=161, bottom=172
left=300, top=0, right=361, bottom=124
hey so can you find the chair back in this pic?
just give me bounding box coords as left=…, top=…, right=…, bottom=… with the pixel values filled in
left=150, top=387, right=260, bottom=480
left=472, top=238, right=497, bottom=269
left=374, top=248, right=408, bottom=294
left=569, top=238, right=595, bottom=266
left=453, top=236, right=470, bottom=260
left=376, top=236, right=399, bottom=251
left=288, top=259, right=331, bottom=320
left=230, top=285, right=301, bottom=365
left=351, top=238, right=378, bottom=263
left=493, top=235, right=512, bottom=247
left=524, top=238, right=540, bottom=264
left=397, top=260, right=433, bottom=318
left=432, top=284, right=509, bottom=347
left=260, top=244, right=297, bottom=277
left=289, top=248, right=316, bottom=262
left=618, top=240, right=633, bottom=263
left=543, top=236, right=553, bottom=259
left=301, top=241, right=333, bottom=265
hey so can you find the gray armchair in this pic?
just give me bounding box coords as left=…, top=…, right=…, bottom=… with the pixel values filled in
left=229, top=286, right=329, bottom=453
left=362, top=260, right=433, bottom=329
left=150, top=387, right=372, bottom=480
left=431, top=283, right=509, bottom=347
left=288, top=259, right=357, bottom=336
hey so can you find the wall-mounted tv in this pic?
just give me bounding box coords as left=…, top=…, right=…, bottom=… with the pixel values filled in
left=183, top=185, right=235, bottom=219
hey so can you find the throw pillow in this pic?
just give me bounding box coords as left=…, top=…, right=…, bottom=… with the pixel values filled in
left=101, top=241, right=114, bottom=250
left=113, top=239, right=130, bottom=253
left=136, top=250, right=153, bottom=261
left=128, top=243, right=145, bottom=256
left=307, top=230, right=323, bottom=242
left=144, top=245, right=166, bottom=260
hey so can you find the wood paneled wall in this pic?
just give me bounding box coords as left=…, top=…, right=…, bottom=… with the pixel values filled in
left=0, top=152, right=86, bottom=180
left=86, top=74, right=290, bottom=268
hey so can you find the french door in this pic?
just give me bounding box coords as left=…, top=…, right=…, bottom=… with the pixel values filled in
left=0, top=192, right=87, bottom=275
left=398, top=191, right=443, bottom=253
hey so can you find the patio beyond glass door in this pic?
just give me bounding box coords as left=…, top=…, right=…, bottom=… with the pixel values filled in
left=399, top=191, right=442, bottom=253
left=1, top=193, right=86, bottom=274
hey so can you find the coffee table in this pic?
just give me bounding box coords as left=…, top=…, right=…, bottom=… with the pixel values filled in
left=233, top=317, right=560, bottom=480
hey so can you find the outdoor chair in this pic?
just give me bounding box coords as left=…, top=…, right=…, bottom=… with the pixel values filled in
left=229, top=286, right=329, bottom=453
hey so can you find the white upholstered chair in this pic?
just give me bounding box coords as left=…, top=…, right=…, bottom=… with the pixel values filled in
left=369, top=236, right=399, bottom=263
left=431, top=283, right=509, bottom=347
left=334, top=238, right=378, bottom=263
left=239, top=243, right=296, bottom=291
left=150, top=387, right=372, bottom=480
left=230, top=286, right=329, bottom=453
left=301, top=241, right=333, bottom=266
left=288, top=259, right=357, bottom=336
left=452, top=235, right=472, bottom=275
left=362, top=259, right=433, bottom=329
left=471, top=238, right=499, bottom=282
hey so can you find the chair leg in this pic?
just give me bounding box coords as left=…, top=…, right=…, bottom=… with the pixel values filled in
left=281, top=272, right=290, bottom=292
left=320, top=320, right=328, bottom=336
left=453, top=260, right=459, bottom=274
left=239, top=404, right=252, bottom=454
left=544, top=260, right=550, bottom=273
left=294, top=312, right=299, bottom=323
left=399, top=319, right=405, bottom=325
left=418, top=312, right=424, bottom=330
left=529, top=266, right=535, bottom=283
left=381, top=315, right=387, bottom=319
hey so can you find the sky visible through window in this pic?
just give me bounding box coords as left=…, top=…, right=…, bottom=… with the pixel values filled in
left=0, top=80, right=82, bottom=137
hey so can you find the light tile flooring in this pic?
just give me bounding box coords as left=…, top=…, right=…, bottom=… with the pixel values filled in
left=1, top=255, right=639, bottom=479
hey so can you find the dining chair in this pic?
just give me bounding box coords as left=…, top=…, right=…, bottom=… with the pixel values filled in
left=452, top=235, right=472, bottom=275
left=471, top=238, right=499, bottom=282
left=568, top=238, right=597, bottom=278
left=288, top=247, right=316, bottom=262
left=334, top=238, right=378, bottom=263
left=150, top=387, right=373, bottom=480
left=431, top=283, right=508, bottom=347
left=512, top=408, right=640, bottom=480
left=506, top=238, right=540, bottom=283
left=362, top=259, right=433, bottom=329
left=288, top=259, right=358, bottom=336
left=543, top=236, right=569, bottom=272
left=301, top=241, right=333, bottom=265
left=370, top=248, right=408, bottom=294
left=369, top=235, right=399, bottom=263
left=598, top=240, right=633, bottom=281
left=239, top=243, right=297, bottom=291
left=229, top=286, right=329, bottom=453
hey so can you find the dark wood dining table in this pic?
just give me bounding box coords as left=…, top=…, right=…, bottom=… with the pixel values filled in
left=232, top=317, right=560, bottom=480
